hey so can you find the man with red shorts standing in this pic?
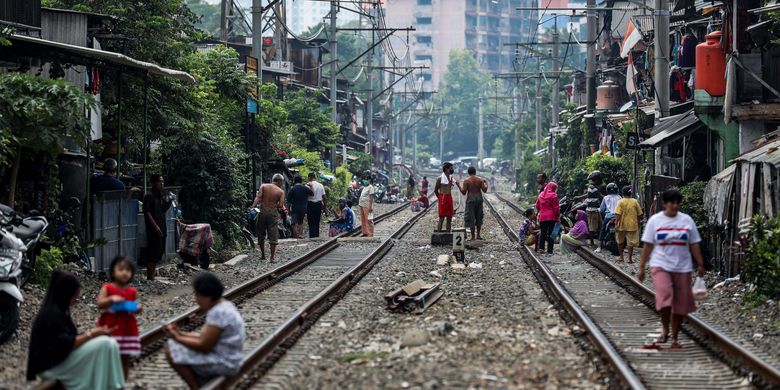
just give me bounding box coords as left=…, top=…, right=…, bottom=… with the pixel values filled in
left=434, top=162, right=456, bottom=232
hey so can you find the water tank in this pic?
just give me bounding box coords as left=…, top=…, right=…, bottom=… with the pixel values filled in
left=695, top=31, right=727, bottom=97
left=596, top=80, right=621, bottom=111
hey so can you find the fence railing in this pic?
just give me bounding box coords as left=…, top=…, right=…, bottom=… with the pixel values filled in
left=89, top=190, right=179, bottom=273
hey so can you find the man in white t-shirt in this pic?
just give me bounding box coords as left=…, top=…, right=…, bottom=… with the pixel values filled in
left=637, top=189, right=705, bottom=348
left=307, top=173, right=327, bottom=238
left=358, top=174, right=375, bottom=237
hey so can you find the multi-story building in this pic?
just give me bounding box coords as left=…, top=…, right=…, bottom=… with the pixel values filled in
left=285, top=0, right=359, bottom=34
left=384, top=0, right=538, bottom=90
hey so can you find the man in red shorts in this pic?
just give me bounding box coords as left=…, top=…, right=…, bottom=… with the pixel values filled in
left=434, top=162, right=456, bottom=232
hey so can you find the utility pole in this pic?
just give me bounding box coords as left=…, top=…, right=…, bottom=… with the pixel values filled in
left=366, top=6, right=374, bottom=168
left=654, top=0, right=670, bottom=117
left=478, top=95, right=484, bottom=166
left=412, top=123, right=417, bottom=171
left=513, top=85, right=521, bottom=169
left=551, top=16, right=560, bottom=168
left=585, top=0, right=597, bottom=136
left=329, top=1, right=338, bottom=170
left=252, top=0, right=262, bottom=69
left=535, top=58, right=542, bottom=151
left=220, top=0, right=228, bottom=42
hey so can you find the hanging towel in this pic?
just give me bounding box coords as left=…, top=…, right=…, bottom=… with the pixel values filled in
left=440, top=173, right=451, bottom=185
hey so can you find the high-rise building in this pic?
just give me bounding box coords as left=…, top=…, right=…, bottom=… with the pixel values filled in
left=285, top=0, right=359, bottom=34
left=383, top=0, right=538, bottom=90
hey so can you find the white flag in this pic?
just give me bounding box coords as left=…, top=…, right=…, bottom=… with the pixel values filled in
left=626, top=52, right=637, bottom=95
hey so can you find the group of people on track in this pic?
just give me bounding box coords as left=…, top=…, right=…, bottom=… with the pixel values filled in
left=518, top=170, right=705, bottom=348
left=433, top=162, right=489, bottom=241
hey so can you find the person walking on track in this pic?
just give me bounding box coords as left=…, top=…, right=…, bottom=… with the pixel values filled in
left=456, top=166, right=488, bottom=240
left=637, top=189, right=705, bottom=348
left=358, top=174, right=375, bottom=237
left=306, top=173, right=327, bottom=238
left=434, top=162, right=456, bottom=232
left=250, top=174, right=285, bottom=261
left=535, top=181, right=560, bottom=254
left=286, top=175, right=312, bottom=239
left=614, top=186, right=643, bottom=263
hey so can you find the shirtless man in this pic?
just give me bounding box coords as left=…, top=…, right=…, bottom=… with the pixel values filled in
left=456, top=166, right=489, bottom=240
left=434, top=162, right=456, bottom=232
left=250, top=174, right=285, bottom=261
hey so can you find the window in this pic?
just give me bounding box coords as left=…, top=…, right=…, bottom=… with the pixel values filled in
left=422, top=73, right=432, bottom=81
left=417, top=0, right=432, bottom=4
left=417, top=35, right=432, bottom=44
left=416, top=17, right=432, bottom=25
left=416, top=55, right=433, bottom=62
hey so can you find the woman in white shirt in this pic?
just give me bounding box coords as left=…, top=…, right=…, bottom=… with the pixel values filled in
left=637, top=189, right=705, bottom=349
left=358, top=175, right=375, bottom=237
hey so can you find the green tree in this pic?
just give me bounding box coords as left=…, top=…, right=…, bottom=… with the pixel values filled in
left=0, top=73, right=96, bottom=206
left=279, top=89, right=339, bottom=151
left=435, top=50, right=491, bottom=156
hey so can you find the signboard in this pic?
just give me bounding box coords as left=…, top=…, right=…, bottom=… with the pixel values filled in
left=626, top=132, right=641, bottom=149
left=262, top=36, right=273, bottom=46
left=452, top=228, right=466, bottom=262
left=247, top=98, right=258, bottom=114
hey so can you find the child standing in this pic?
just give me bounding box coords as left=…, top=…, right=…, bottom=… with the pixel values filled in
left=97, top=256, right=142, bottom=377
left=614, top=186, right=643, bottom=263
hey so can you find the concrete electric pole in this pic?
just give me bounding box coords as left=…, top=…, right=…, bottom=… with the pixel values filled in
left=551, top=17, right=560, bottom=168
left=654, top=0, right=670, bottom=118
left=478, top=95, right=485, bottom=167
left=329, top=1, right=338, bottom=169
left=535, top=58, right=542, bottom=151
left=585, top=0, right=597, bottom=135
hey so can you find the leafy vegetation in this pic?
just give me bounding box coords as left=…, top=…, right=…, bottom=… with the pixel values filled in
left=32, top=247, right=65, bottom=285
left=0, top=72, right=96, bottom=207
left=679, top=181, right=710, bottom=258
left=744, top=215, right=780, bottom=302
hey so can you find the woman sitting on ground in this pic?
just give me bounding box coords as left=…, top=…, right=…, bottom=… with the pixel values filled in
left=328, top=197, right=356, bottom=237
left=27, top=270, right=125, bottom=390
left=561, top=210, right=590, bottom=254
left=165, top=272, right=245, bottom=388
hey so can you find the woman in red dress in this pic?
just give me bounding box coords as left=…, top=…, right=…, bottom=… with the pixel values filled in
left=97, top=256, right=142, bottom=377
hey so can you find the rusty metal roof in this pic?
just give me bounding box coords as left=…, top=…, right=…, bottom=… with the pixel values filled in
left=639, top=109, right=701, bottom=148
left=732, top=138, right=780, bottom=166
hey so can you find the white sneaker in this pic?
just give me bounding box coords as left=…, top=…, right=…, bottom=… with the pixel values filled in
left=594, top=247, right=602, bottom=253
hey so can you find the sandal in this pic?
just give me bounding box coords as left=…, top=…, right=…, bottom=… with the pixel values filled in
left=670, top=340, right=683, bottom=349
left=655, top=334, right=668, bottom=344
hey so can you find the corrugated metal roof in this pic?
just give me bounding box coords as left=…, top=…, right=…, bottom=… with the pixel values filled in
left=639, top=109, right=701, bottom=148
left=732, top=138, right=780, bottom=166
left=6, top=34, right=196, bottom=83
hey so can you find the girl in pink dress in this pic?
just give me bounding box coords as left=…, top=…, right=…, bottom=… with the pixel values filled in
left=97, top=256, right=143, bottom=377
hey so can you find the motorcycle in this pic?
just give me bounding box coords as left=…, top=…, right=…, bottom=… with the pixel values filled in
left=602, top=216, right=620, bottom=256
left=0, top=203, right=48, bottom=344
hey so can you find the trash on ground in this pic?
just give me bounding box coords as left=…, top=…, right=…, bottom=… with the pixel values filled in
left=385, top=279, right=445, bottom=314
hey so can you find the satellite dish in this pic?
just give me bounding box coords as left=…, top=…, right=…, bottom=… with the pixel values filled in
left=619, top=101, right=636, bottom=113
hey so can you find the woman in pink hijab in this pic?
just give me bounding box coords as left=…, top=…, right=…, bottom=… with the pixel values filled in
left=535, top=182, right=560, bottom=254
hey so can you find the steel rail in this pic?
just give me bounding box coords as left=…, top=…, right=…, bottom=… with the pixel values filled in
left=577, top=246, right=780, bottom=387
left=485, top=195, right=646, bottom=389
left=495, top=193, right=780, bottom=388
left=140, top=200, right=412, bottom=351
left=201, top=199, right=436, bottom=389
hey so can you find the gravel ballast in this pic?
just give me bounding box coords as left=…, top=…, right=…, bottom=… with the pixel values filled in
left=0, top=202, right=400, bottom=389
left=256, top=197, right=607, bottom=389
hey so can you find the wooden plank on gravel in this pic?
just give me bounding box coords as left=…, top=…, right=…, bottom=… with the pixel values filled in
left=225, top=254, right=249, bottom=266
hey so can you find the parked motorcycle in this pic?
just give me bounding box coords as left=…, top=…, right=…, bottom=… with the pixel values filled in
left=0, top=203, right=48, bottom=344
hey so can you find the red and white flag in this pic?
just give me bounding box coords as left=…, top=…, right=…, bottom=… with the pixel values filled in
left=621, top=20, right=643, bottom=58
left=626, top=52, right=638, bottom=95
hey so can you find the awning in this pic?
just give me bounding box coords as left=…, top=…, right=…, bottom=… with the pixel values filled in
left=5, top=34, right=195, bottom=83
left=703, top=164, right=735, bottom=226
left=639, top=110, right=702, bottom=148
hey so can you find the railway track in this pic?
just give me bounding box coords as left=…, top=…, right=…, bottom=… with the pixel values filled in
left=120, top=200, right=433, bottom=389
left=486, top=193, right=780, bottom=389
